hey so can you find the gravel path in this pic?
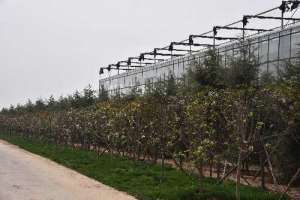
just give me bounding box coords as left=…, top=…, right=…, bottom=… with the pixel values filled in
left=0, top=140, right=136, bottom=200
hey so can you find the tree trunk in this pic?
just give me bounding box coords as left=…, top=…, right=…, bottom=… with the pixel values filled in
left=259, top=152, right=266, bottom=189
left=236, top=148, right=241, bottom=200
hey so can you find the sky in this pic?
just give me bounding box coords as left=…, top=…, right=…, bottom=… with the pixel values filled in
left=0, top=0, right=288, bottom=108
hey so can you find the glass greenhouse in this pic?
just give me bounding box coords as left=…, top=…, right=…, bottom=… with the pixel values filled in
left=99, top=23, right=300, bottom=95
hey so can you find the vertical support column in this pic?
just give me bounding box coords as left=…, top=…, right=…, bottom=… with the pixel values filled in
left=243, top=25, right=246, bottom=61
left=242, top=25, right=245, bottom=42
left=278, top=31, right=281, bottom=71
left=281, top=10, right=284, bottom=29
left=213, top=27, right=217, bottom=51
left=225, top=47, right=227, bottom=68
left=280, top=1, right=287, bottom=30
left=289, top=28, right=292, bottom=61
left=189, top=35, right=193, bottom=55
left=257, top=38, right=260, bottom=65
left=267, top=35, right=270, bottom=72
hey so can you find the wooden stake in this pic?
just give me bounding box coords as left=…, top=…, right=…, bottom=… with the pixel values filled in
left=236, top=147, right=241, bottom=200
left=279, top=168, right=300, bottom=200
left=219, top=151, right=253, bottom=183
left=222, top=160, right=227, bottom=178
left=263, top=145, right=278, bottom=189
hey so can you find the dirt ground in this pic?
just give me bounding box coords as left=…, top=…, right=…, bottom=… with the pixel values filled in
left=161, top=159, right=300, bottom=199
left=0, top=140, right=136, bottom=200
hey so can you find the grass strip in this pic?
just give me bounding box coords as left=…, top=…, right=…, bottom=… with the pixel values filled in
left=0, top=134, right=287, bottom=200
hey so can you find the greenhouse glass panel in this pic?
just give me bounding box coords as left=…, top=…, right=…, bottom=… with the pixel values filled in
left=117, top=77, right=122, bottom=89
left=260, top=63, right=268, bottom=74
left=250, top=38, right=259, bottom=59
left=226, top=44, right=234, bottom=62
left=259, top=37, right=268, bottom=64
left=291, top=32, right=300, bottom=58
left=279, top=31, right=291, bottom=60
left=268, top=61, right=278, bottom=75
left=269, top=37, right=279, bottom=62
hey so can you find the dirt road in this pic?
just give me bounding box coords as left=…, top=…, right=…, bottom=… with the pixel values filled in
left=0, top=140, right=136, bottom=200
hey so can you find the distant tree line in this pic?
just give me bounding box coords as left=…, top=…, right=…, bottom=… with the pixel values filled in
left=0, top=84, right=106, bottom=114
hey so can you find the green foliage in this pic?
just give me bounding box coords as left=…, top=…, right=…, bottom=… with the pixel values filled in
left=124, top=85, right=142, bottom=100
left=278, top=61, right=300, bottom=85
left=226, top=57, right=259, bottom=87
left=0, top=81, right=299, bottom=187
left=272, top=60, right=300, bottom=184
left=82, top=84, right=96, bottom=106
left=276, top=135, right=300, bottom=184
left=166, top=73, right=177, bottom=96
left=25, top=99, right=34, bottom=112
left=186, top=50, right=225, bottom=89
left=98, top=85, right=109, bottom=102
left=0, top=85, right=98, bottom=113
left=35, top=98, right=46, bottom=111
left=186, top=46, right=259, bottom=91
left=47, top=95, right=56, bottom=108
left=260, top=71, right=276, bottom=86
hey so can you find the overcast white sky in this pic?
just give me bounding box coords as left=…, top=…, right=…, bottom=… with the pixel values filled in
left=0, top=0, right=287, bottom=108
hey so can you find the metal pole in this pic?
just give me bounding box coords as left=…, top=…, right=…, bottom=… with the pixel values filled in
left=243, top=22, right=246, bottom=61
left=213, top=26, right=218, bottom=51
left=281, top=10, right=284, bottom=29
left=213, top=33, right=216, bottom=51
left=281, top=1, right=286, bottom=30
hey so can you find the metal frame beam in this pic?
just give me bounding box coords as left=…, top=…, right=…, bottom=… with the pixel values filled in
left=153, top=48, right=184, bottom=57
left=110, top=63, right=143, bottom=69
left=106, top=67, right=133, bottom=71
left=244, top=15, right=300, bottom=21
left=155, top=47, right=198, bottom=53
left=129, top=61, right=153, bottom=65
left=189, top=35, right=238, bottom=42
left=105, top=65, right=135, bottom=74
left=171, top=42, right=215, bottom=47
left=128, top=57, right=164, bottom=64
left=118, top=60, right=150, bottom=66
left=138, top=54, right=165, bottom=62
left=214, top=26, right=271, bottom=32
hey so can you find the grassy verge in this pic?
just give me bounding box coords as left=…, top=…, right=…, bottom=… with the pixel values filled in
left=0, top=134, right=287, bottom=200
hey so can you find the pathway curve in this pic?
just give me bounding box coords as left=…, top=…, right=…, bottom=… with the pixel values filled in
left=0, top=140, right=136, bottom=200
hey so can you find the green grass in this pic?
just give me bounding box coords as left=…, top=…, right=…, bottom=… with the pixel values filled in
left=0, top=134, right=287, bottom=200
